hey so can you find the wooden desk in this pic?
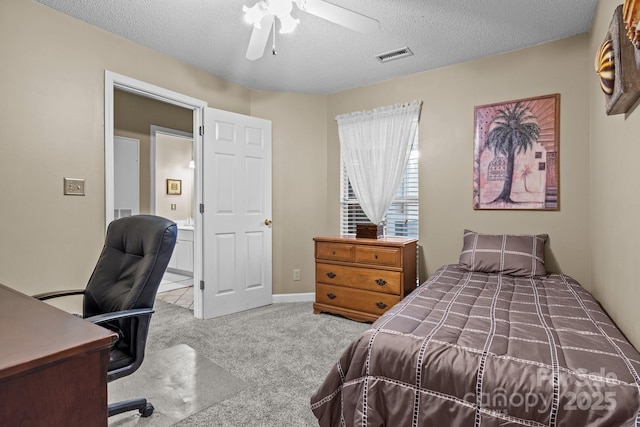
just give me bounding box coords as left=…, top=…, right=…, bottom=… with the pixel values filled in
left=0, top=284, right=116, bottom=427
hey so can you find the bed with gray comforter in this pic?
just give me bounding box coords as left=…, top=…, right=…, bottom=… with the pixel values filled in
left=311, top=263, right=640, bottom=426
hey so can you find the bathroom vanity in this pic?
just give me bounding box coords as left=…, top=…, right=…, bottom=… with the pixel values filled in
left=167, top=223, right=194, bottom=275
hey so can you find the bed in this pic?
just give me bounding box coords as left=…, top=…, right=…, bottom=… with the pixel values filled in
left=310, top=231, right=640, bottom=426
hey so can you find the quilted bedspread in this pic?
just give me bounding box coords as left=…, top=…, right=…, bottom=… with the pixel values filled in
left=310, top=264, right=640, bottom=426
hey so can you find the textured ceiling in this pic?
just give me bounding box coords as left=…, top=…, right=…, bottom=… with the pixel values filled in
left=34, top=0, right=598, bottom=94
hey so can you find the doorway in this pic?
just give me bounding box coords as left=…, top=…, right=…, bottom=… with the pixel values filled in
left=112, top=97, right=196, bottom=309
left=105, top=71, right=206, bottom=318
left=151, top=128, right=195, bottom=308
left=105, top=71, right=273, bottom=320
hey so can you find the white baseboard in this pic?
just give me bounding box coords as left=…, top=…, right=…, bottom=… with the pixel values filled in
left=272, top=292, right=315, bottom=303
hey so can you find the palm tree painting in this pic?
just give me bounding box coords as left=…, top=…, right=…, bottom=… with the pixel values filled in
left=473, top=94, right=559, bottom=210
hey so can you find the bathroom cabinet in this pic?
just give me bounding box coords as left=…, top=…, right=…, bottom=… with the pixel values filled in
left=168, top=227, right=193, bottom=274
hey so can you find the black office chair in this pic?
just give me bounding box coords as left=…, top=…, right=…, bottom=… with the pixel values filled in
left=34, top=215, right=177, bottom=418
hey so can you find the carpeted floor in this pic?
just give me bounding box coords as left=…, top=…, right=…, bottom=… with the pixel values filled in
left=108, top=300, right=369, bottom=426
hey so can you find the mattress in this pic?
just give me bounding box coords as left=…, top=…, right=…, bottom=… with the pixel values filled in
left=311, top=264, right=640, bottom=426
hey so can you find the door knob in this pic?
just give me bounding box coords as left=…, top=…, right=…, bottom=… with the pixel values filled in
left=264, top=219, right=272, bottom=226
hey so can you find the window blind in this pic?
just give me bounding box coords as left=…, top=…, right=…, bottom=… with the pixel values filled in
left=340, top=134, right=419, bottom=238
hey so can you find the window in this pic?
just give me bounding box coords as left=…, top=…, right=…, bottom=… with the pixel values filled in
left=340, top=134, right=419, bottom=238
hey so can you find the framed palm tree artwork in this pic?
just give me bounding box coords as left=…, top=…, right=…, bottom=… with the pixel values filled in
left=473, top=93, right=559, bottom=210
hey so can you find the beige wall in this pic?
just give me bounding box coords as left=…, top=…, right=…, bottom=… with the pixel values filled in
left=250, top=91, right=328, bottom=294
left=114, top=90, right=192, bottom=214
left=0, top=0, right=250, bottom=294
left=589, top=0, right=640, bottom=349
left=327, top=35, right=591, bottom=288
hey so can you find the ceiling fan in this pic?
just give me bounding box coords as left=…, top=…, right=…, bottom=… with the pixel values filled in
left=242, top=0, right=379, bottom=60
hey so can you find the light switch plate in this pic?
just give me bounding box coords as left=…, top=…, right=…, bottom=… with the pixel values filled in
left=64, top=178, right=85, bottom=196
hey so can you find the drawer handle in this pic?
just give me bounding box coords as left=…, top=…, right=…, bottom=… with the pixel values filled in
left=375, top=278, right=387, bottom=286
left=376, top=302, right=387, bottom=309
left=327, top=272, right=336, bottom=279
left=332, top=251, right=336, bottom=255
left=327, top=293, right=336, bottom=299
left=375, top=254, right=378, bottom=259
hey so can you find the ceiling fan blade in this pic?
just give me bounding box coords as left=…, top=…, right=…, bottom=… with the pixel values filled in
left=246, top=14, right=275, bottom=61
left=300, top=0, right=379, bottom=33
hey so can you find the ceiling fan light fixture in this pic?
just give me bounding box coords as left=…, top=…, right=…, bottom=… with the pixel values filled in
left=243, top=2, right=267, bottom=28
left=244, top=0, right=378, bottom=61
left=269, top=0, right=293, bottom=16
left=243, top=0, right=299, bottom=33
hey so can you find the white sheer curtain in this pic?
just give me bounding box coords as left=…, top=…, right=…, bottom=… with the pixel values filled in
left=336, top=101, right=422, bottom=226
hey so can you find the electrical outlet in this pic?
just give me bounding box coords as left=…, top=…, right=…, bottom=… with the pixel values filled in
left=293, top=269, right=301, bottom=281
left=63, top=178, right=85, bottom=196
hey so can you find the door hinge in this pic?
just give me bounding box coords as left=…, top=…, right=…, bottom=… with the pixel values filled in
left=199, top=280, right=205, bottom=290
left=199, top=203, right=205, bottom=214
left=199, top=125, right=204, bottom=136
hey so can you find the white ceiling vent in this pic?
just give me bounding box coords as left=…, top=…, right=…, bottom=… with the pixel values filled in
left=376, top=47, right=413, bottom=63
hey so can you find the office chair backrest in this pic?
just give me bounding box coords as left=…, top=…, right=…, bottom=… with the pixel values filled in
left=82, top=214, right=177, bottom=322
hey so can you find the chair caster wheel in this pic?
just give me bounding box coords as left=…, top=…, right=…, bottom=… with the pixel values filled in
left=139, top=403, right=154, bottom=417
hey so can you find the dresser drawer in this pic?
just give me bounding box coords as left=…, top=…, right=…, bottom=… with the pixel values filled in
left=316, top=263, right=401, bottom=294
left=316, top=242, right=354, bottom=262
left=316, top=283, right=401, bottom=316
left=354, top=245, right=402, bottom=267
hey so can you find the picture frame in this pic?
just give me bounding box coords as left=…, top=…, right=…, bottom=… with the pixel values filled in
left=473, top=93, right=560, bottom=210
left=166, top=179, right=182, bottom=195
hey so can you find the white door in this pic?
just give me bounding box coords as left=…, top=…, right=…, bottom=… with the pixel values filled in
left=113, top=136, right=139, bottom=219
left=201, top=107, right=272, bottom=318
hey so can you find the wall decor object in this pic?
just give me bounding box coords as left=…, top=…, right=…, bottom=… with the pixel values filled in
left=596, top=4, right=640, bottom=115
left=166, top=179, right=182, bottom=195
left=473, top=94, right=559, bottom=210
left=595, top=39, right=615, bottom=95
left=623, top=0, right=640, bottom=68
left=623, top=0, right=640, bottom=49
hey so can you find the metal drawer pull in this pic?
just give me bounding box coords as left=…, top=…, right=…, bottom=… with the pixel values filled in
left=327, top=293, right=336, bottom=299
left=375, top=278, right=387, bottom=286
left=327, top=272, right=336, bottom=279
left=376, top=302, right=387, bottom=309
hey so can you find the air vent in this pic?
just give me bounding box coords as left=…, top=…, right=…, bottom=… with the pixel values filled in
left=375, top=47, right=414, bottom=63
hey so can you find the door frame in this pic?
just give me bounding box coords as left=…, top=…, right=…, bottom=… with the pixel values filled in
left=104, top=70, right=206, bottom=318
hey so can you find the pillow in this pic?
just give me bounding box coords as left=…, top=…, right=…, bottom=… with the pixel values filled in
left=458, top=230, right=547, bottom=277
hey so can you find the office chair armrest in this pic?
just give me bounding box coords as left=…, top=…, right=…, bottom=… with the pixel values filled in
left=32, top=289, right=86, bottom=301
left=85, top=308, right=154, bottom=326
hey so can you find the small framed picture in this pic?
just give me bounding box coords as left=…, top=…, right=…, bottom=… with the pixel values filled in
left=166, top=179, right=182, bottom=195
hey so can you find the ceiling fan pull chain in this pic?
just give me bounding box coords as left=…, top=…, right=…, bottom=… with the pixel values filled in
left=271, top=21, right=277, bottom=56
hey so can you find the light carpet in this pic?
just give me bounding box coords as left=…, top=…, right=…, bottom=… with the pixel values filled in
left=108, top=300, right=369, bottom=426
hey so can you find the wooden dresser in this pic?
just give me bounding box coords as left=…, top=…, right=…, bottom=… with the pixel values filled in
left=313, top=236, right=418, bottom=322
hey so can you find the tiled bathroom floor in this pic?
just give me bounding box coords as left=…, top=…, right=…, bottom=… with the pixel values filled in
left=156, top=272, right=193, bottom=310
